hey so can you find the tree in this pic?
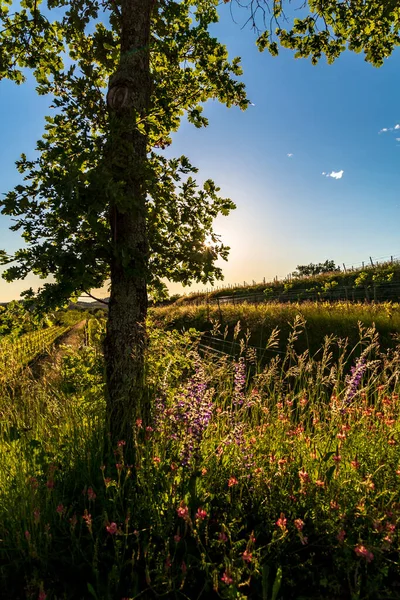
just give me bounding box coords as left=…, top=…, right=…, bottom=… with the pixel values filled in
left=0, top=0, right=248, bottom=444
left=1, top=0, right=398, bottom=444
left=247, top=0, right=400, bottom=67
left=293, top=259, right=340, bottom=277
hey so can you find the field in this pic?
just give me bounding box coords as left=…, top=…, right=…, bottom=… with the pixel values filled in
left=1, top=305, right=400, bottom=599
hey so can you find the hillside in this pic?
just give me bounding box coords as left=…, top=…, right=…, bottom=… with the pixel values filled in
left=174, top=260, right=400, bottom=306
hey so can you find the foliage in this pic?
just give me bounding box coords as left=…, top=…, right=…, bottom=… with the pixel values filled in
left=292, top=259, right=340, bottom=278
left=252, top=0, right=400, bottom=67
left=175, top=261, right=400, bottom=305
left=152, top=301, right=400, bottom=357
left=1, top=321, right=400, bottom=598
left=0, top=0, right=248, bottom=309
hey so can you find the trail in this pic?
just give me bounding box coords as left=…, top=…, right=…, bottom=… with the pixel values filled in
left=30, top=319, right=87, bottom=380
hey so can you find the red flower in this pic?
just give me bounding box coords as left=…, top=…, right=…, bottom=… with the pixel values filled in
left=354, top=544, right=374, bottom=562
left=106, top=522, right=117, bottom=535
left=195, top=508, right=207, bottom=520
left=276, top=513, right=287, bottom=530
left=221, top=572, right=233, bottom=585
left=228, top=477, right=238, bottom=487
left=242, top=550, right=252, bottom=563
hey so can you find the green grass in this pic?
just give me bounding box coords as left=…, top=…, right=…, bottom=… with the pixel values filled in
left=151, top=301, right=400, bottom=357
left=0, top=318, right=400, bottom=599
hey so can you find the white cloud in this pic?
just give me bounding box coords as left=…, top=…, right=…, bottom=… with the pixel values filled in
left=287, top=153, right=293, bottom=158
left=378, top=123, right=400, bottom=133
left=396, top=138, right=400, bottom=142
left=323, top=170, right=344, bottom=180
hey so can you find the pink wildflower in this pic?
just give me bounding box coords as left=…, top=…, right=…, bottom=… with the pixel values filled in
left=177, top=503, right=189, bottom=519
left=38, top=591, right=47, bottom=600
left=218, top=531, right=228, bottom=542
left=106, top=522, right=118, bottom=535
left=174, top=534, right=181, bottom=543
left=337, top=529, right=346, bottom=543
left=354, top=544, right=374, bottom=562
left=294, top=519, right=304, bottom=531
left=87, top=487, right=96, bottom=501
left=242, top=550, right=252, bottom=563
left=195, top=508, right=207, bottom=520
left=56, top=504, right=64, bottom=515
left=276, top=513, right=287, bottom=530
left=228, top=477, right=238, bottom=487
left=221, top=572, right=233, bottom=585
left=25, top=530, right=31, bottom=541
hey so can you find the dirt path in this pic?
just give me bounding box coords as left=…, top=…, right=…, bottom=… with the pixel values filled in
left=30, top=319, right=87, bottom=380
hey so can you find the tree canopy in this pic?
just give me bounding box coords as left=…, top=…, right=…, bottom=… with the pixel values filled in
left=0, top=0, right=248, bottom=308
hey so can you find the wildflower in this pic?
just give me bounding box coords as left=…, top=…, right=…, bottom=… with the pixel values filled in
left=201, top=468, right=207, bottom=475
left=276, top=513, right=287, bottom=530
left=177, top=503, right=189, bottom=519
left=117, top=440, right=126, bottom=447
left=345, top=357, right=367, bottom=404
left=165, top=556, right=172, bottom=569
left=106, top=522, right=117, bottom=535
left=242, top=550, right=252, bottom=563
left=221, top=572, right=233, bottom=585
left=116, top=463, right=123, bottom=472
left=25, top=530, right=31, bottom=541
left=153, top=456, right=161, bottom=464
left=46, top=480, right=54, bottom=489
left=299, top=397, right=307, bottom=407
left=171, top=463, right=178, bottom=471
left=56, top=504, right=64, bottom=515
left=315, top=480, right=325, bottom=488
left=181, top=560, right=187, bottom=574
left=38, top=591, right=47, bottom=600
left=294, top=519, right=304, bottom=531
left=136, top=419, right=142, bottom=428
left=233, top=358, right=246, bottom=406
left=33, top=508, right=40, bottom=524
left=351, top=459, right=360, bottom=469
left=333, top=455, right=341, bottom=463
left=87, top=487, right=96, bottom=501
left=174, top=534, right=181, bottom=543
left=218, top=531, right=228, bottom=542
left=195, top=508, right=207, bottom=520
left=83, top=510, right=92, bottom=533
left=300, top=536, right=308, bottom=545
left=337, top=529, right=346, bottom=543
left=29, top=477, right=38, bottom=489
left=354, top=544, right=374, bottom=562
left=298, top=469, right=310, bottom=483
left=330, top=500, right=340, bottom=511
left=337, top=433, right=346, bottom=440
left=228, top=477, right=238, bottom=487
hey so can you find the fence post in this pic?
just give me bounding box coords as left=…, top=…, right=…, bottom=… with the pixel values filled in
left=370, top=256, right=374, bottom=267
left=342, top=263, right=347, bottom=273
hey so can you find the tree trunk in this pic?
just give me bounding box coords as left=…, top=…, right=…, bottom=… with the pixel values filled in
left=104, top=0, right=154, bottom=448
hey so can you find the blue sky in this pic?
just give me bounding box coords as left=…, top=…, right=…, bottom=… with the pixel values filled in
left=1, top=4, right=400, bottom=301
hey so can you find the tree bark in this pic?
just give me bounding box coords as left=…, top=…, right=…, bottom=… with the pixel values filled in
left=104, top=0, right=153, bottom=448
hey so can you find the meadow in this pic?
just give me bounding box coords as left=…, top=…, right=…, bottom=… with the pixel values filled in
left=1, top=305, right=400, bottom=599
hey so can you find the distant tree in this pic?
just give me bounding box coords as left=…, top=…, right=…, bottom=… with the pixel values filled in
left=293, top=260, right=340, bottom=278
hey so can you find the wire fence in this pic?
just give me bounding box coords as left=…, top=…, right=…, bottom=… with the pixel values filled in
left=183, top=253, right=400, bottom=307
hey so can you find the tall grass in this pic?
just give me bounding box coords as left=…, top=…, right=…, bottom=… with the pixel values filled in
left=1, top=320, right=400, bottom=599
left=152, top=301, right=400, bottom=356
